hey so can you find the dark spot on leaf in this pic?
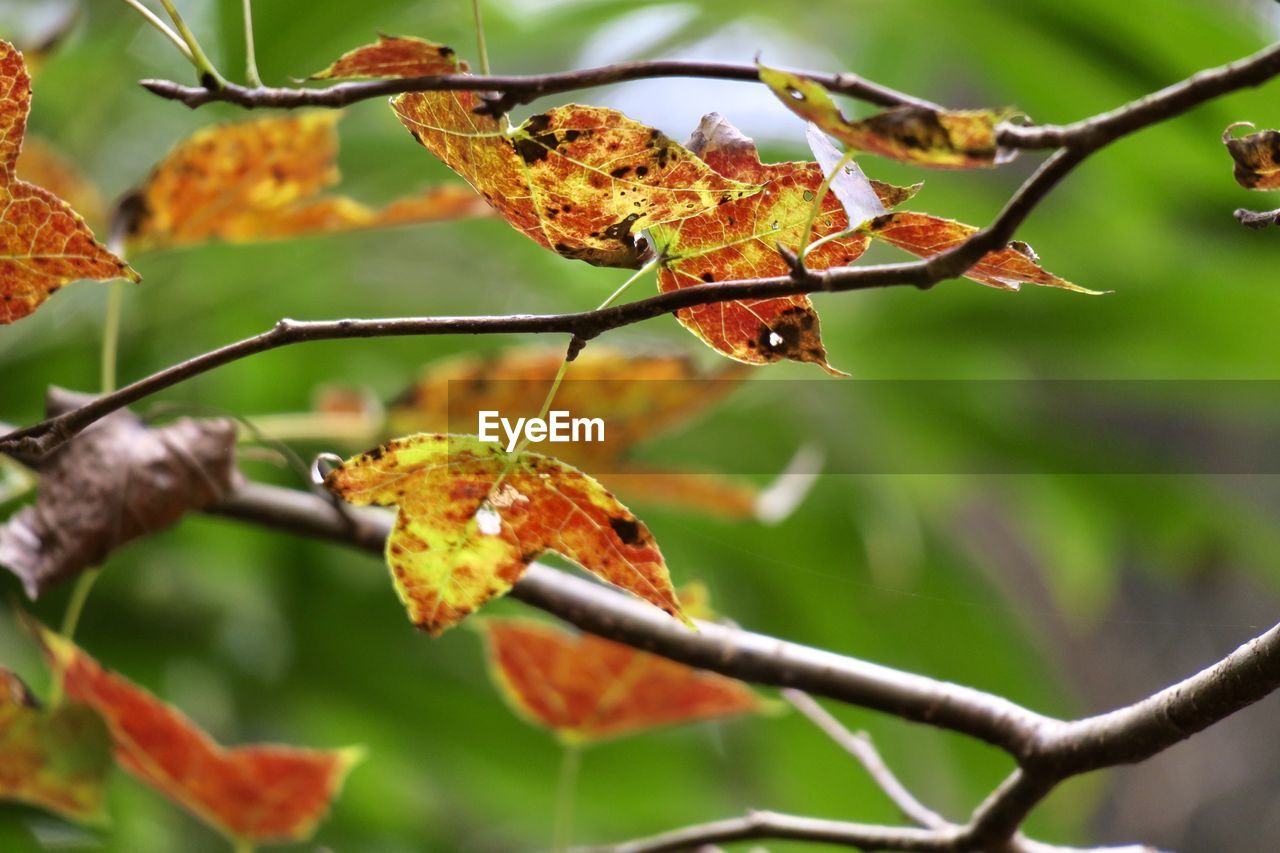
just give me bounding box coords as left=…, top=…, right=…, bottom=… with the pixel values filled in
left=609, top=516, right=643, bottom=546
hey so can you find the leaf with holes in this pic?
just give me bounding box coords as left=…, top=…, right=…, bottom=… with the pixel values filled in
left=309, top=34, right=465, bottom=79
left=864, top=212, right=1100, bottom=293
left=481, top=615, right=768, bottom=743
left=391, top=79, right=760, bottom=267
left=648, top=113, right=917, bottom=372
left=0, top=40, right=136, bottom=324
left=1223, top=122, right=1280, bottom=190
left=34, top=625, right=361, bottom=846
left=760, top=65, right=1015, bottom=169
left=323, top=433, right=686, bottom=635
left=119, top=112, right=487, bottom=252
left=0, top=667, right=112, bottom=824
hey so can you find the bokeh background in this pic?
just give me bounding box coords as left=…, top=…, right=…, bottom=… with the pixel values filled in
left=4, top=0, right=1280, bottom=850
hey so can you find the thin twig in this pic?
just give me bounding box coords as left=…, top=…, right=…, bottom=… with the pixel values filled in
left=241, top=0, right=262, bottom=87
left=0, top=146, right=1088, bottom=461
left=781, top=689, right=946, bottom=829
left=116, top=0, right=193, bottom=61
left=138, top=59, right=938, bottom=113
left=205, top=480, right=1270, bottom=852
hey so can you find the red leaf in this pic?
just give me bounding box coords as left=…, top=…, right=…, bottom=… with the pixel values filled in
left=36, top=626, right=361, bottom=845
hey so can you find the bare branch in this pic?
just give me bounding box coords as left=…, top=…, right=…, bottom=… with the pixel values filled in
left=999, top=41, right=1280, bottom=150
left=1234, top=207, right=1280, bottom=228
left=210, top=481, right=1058, bottom=757
left=0, top=142, right=1088, bottom=461
left=781, top=689, right=947, bottom=830
left=573, top=810, right=958, bottom=853
left=138, top=60, right=938, bottom=113
left=205, top=480, right=1277, bottom=852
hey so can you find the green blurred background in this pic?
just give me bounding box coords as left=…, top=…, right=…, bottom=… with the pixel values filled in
left=4, top=0, right=1280, bottom=850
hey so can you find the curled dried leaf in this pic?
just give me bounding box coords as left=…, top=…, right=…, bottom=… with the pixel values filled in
left=760, top=64, right=1015, bottom=169
left=0, top=390, right=243, bottom=598
left=1223, top=122, right=1280, bottom=190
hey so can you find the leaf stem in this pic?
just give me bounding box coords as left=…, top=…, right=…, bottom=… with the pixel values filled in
left=232, top=837, right=255, bottom=853
left=59, top=570, right=100, bottom=642
left=797, top=147, right=856, bottom=265
left=239, top=411, right=380, bottom=446
left=486, top=257, right=659, bottom=499
left=471, top=0, right=491, bottom=76
left=155, top=0, right=228, bottom=88
left=116, top=0, right=193, bottom=61
left=241, top=0, right=262, bottom=86
left=100, top=280, right=125, bottom=395
left=552, top=742, right=582, bottom=853
left=49, top=569, right=101, bottom=706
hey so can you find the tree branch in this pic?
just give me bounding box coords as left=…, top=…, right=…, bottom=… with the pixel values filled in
left=782, top=689, right=948, bottom=830
left=574, top=810, right=958, bottom=853
left=0, top=143, right=1087, bottom=460
left=205, top=480, right=1275, bottom=852
left=138, top=59, right=939, bottom=113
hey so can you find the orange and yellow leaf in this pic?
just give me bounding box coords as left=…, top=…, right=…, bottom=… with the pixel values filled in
left=864, top=212, right=1099, bottom=293
left=481, top=617, right=766, bottom=743
left=120, top=112, right=487, bottom=252
left=649, top=114, right=915, bottom=372
left=391, top=88, right=760, bottom=267
left=0, top=40, right=136, bottom=324
left=0, top=668, right=111, bottom=824
left=36, top=627, right=360, bottom=846
left=310, top=34, right=465, bottom=79
left=324, top=434, right=685, bottom=635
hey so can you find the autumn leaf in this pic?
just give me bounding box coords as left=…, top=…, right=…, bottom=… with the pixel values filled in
left=864, top=212, right=1100, bottom=293
left=17, top=137, right=104, bottom=229
left=119, top=112, right=488, bottom=252
left=649, top=113, right=917, bottom=372
left=0, top=667, right=111, bottom=824
left=391, top=84, right=760, bottom=267
left=33, top=625, right=360, bottom=845
left=0, top=40, right=136, bottom=325
left=387, top=346, right=747, bottom=465
left=480, top=616, right=767, bottom=743
left=310, top=34, right=465, bottom=79
left=0, top=390, right=243, bottom=598
left=323, top=433, right=686, bottom=635
left=759, top=65, right=1015, bottom=169
left=1223, top=122, right=1280, bottom=189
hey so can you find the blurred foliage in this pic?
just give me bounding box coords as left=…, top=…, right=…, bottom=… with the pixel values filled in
left=3, top=0, right=1280, bottom=851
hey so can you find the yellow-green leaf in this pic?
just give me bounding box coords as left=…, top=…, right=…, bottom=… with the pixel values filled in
left=324, top=434, right=686, bottom=635
left=0, top=667, right=111, bottom=824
